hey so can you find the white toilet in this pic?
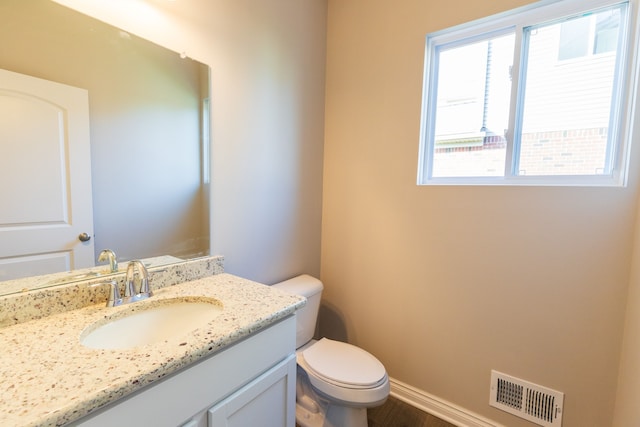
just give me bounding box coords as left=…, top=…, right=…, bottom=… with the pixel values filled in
left=273, top=274, right=389, bottom=427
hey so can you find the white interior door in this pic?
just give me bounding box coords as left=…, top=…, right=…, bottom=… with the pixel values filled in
left=0, top=68, right=94, bottom=281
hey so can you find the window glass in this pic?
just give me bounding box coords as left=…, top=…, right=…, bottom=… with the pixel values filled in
left=518, top=6, right=623, bottom=176
left=558, top=17, right=590, bottom=60
left=594, top=9, right=622, bottom=54
left=432, top=34, right=515, bottom=178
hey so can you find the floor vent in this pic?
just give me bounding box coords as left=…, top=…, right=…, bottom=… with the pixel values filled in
left=489, top=370, right=564, bottom=427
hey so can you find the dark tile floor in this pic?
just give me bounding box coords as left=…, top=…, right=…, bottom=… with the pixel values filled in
left=368, top=396, right=456, bottom=427
left=296, top=395, right=456, bottom=427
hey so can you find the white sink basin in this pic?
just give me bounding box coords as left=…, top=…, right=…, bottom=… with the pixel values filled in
left=80, top=297, right=223, bottom=350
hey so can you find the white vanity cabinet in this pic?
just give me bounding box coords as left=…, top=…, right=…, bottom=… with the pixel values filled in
left=71, top=316, right=297, bottom=427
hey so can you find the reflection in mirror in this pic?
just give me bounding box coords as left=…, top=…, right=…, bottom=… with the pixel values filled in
left=0, top=0, right=210, bottom=293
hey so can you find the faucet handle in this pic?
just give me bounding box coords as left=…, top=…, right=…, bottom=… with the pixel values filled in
left=137, top=263, right=150, bottom=295
left=125, top=262, right=137, bottom=297
left=92, top=280, right=122, bottom=307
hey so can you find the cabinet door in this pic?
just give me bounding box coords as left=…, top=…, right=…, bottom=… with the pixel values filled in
left=208, top=354, right=296, bottom=427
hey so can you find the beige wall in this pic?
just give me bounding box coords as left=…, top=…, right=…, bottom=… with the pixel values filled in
left=322, top=1, right=640, bottom=426
left=53, top=0, right=327, bottom=284
left=613, top=214, right=640, bottom=424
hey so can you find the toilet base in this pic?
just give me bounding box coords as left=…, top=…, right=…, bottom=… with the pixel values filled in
left=295, top=402, right=325, bottom=427
left=295, top=401, right=368, bottom=427
left=325, top=405, right=368, bottom=427
left=295, top=367, right=371, bottom=427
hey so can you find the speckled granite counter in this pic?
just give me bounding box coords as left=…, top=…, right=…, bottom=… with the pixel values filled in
left=0, top=273, right=305, bottom=427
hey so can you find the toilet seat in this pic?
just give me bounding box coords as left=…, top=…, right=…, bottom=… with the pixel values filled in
left=297, top=338, right=389, bottom=406
left=302, top=338, right=386, bottom=388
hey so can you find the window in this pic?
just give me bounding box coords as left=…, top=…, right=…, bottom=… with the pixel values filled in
left=418, top=0, right=638, bottom=186
left=558, top=8, right=621, bottom=60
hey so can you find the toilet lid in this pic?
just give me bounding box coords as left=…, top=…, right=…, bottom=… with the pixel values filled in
left=301, top=338, right=386, bottom=387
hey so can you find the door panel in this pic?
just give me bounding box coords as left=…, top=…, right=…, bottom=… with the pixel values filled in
left=0, top=68, right=94, bottom=281
left=207, top=355, right=296, bottom=427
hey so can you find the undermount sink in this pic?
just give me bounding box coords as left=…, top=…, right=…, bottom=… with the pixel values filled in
left=80, top=297, right=223, bottom=350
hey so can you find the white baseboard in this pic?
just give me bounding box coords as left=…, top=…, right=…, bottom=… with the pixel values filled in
left=389, top=377, right=504, bottom=427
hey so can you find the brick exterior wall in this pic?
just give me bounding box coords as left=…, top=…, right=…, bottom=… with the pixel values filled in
left=432, top=128, right=608, bottom=177
left=518, top=128, right=608, bottom=175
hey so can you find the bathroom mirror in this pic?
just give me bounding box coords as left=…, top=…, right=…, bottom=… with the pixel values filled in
left=0, top=0, right=210, bottom=293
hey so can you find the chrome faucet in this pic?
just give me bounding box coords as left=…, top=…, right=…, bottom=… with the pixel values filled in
left=124, top=260, right=152, bottom=303
left=92, top=280, right=123, bottom=307
left=105, top=280, right=123, bottom=307
left=98, top=249, right=118, bottom=273
left=94, top=260, right=152, bottom=307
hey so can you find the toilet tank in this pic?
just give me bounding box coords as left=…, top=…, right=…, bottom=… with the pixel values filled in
left=272, top=274, right=323, bottom=349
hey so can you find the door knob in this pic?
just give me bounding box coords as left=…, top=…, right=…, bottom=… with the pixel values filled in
left=78, top=232, right=91, bottom=242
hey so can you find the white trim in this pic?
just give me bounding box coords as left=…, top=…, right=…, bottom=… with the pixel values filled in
left=426, top=0, right=630, bottom=43
left=389, top=377, right=504, bottom=427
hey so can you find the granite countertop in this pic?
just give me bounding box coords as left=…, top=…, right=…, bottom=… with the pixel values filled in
left=0, top=273, right=305, bottom=427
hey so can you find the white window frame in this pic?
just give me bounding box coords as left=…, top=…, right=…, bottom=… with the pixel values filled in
left=417, top=0, right=640, bottom=186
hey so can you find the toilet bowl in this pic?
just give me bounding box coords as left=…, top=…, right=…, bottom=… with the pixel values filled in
left=273, top=275, right=389, bottom=427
